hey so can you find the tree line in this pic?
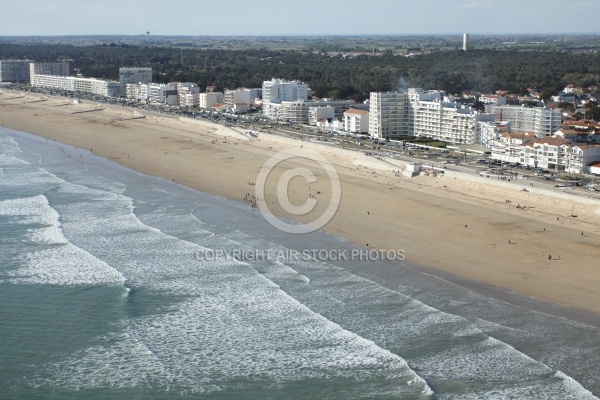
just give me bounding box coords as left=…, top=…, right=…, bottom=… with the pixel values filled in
left=2, top=43, right=600, bottom=101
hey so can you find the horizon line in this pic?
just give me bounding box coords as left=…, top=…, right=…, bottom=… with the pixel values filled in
left=1, top=32, right=600, bottom=38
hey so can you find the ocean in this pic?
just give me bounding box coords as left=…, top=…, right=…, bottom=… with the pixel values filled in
left=1, top=127, right=600, bottom=399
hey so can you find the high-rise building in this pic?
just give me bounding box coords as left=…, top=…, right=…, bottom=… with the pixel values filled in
left=412, top=100, right=494, bottom=144
left=368, top=91, right=409, bottom=140
left=262, top=78, right=309, bottom=119
left=29, top=62, right=70, bottom=85
left=119, top=67, right=152, bottom=96
left=463, top=33, right=469, bottom=51
left=0, top=60, right=32, bottom=83
left=495, top=105, right=562, bottom=137
left=369, top=88, right=492, bottom=144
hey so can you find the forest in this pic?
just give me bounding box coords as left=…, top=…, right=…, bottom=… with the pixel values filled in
left=2, top=42, right=600, bottom=102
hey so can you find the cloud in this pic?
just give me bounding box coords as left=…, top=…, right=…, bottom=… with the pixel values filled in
left=459, top=0, right=492, bottom=9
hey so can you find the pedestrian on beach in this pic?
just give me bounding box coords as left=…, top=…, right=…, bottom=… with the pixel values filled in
left=548, top=255, right=552, bottom=260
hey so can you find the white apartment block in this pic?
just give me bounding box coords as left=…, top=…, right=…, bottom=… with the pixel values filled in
left=29, top=62, right=69, bottom=85
left=490, top=132, right=537, bottom=164
left=520, top=137, right=571, bottom=170
left=277, top=101, right=309, bottom=124
left=310, top=99, right=367, bottom=120
left=368, top=89, right=442, bottom=140
left=125, top=83, right=143, bottom=100
left=31, top=74, right=120, bottom=97
left=368, top=91, right=409, bottom=140
left=0, top=60, right=32, bottom=82
left=565, top=145, right=600, bottom=174
left=179, top=92, right=200, bottom=107
left=308, top=106, right=335, bottom=126
left=478, top=121, right=511, bottom=148
left=343, top=109, right=369, bottom=134
left=495, top=105, right=561, bottom=137
left=413, top=100, right=494, bottom=144
left=406, top=88, right=443, bottom=132
left=147, top=83, right=176, bottom=105
left=262, top=78, right=309, bottom=118
left=31, top=74, right=71, bottom=90
left=119, top=67, right=152, bottom=95
left=199, top=92, right=223, bottom=109
left=489, top=133, right=600, bottom=173
left=224, top=88, right=261, bottom=109
left=553, top=129, right=600, bottom=145
left=177, top=83, right=200, bottom=107
left=140, top=84, right=150, bottom=101
left=479, top=94, right=507, bottom=106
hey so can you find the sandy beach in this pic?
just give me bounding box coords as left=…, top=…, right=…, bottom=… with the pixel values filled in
left=2, top=90, right=600, bottom=321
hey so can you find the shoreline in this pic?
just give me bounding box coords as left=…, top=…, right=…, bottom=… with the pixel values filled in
left=2, top=90, right=600, bottom=325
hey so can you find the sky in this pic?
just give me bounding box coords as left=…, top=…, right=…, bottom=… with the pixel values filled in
left=0, top=0, right=598, bottom=36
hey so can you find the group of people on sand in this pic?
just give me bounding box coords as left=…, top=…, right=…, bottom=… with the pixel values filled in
left=244, top=193, right=258, bottom=210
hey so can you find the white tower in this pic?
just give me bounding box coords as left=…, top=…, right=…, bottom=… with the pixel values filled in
left=146, top=31, right=150, bottom=41
left=463, top=33, right=469, bottom=51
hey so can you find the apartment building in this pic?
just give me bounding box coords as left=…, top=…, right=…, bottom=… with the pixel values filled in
left=119, top=67, right=152, bottom=95
left=479, top=94, right=507, bottom=106
left=343, top=109, right=369, bottom=134
left=31, top=74, right=71, bottom=90
left=277, top=100, right=309, bottom=124
left=29, top=62, right=70, bottom=85
left=199, top=92, right=224, bottom=110
left=406, top=88, right=443, bottom=133
left=147, top=83, right=177, bottom=105
left=478, top=121, right=511, bottom=148
left=262, top=78, right=309, bottom=118
left=177, top=83, right=200, bottom=107
left=565, top=145, right=600, bottom=174
left=125, top=83, right=143, bottom=100
left=520, top=137, right=572, bottom=170
left=223, top=88, right=261, bottom=110
left=495, top=105, right=561, bottom=137
left=31, top=74, right=120, bottom=97
left=368, top=91, right=409, bottom=140
left=490, top=132, right=536, bottom=164
left=413, top=100, right=494, bottom=144
left=490, top=133, right=600, bottom=173
left=554, top=128, right=600, bottom=144
left=308, top=106, right=335, bottom=126
left=0, top=60, right=32, bottom=83
left=368, top=89, right=446, bottom=140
